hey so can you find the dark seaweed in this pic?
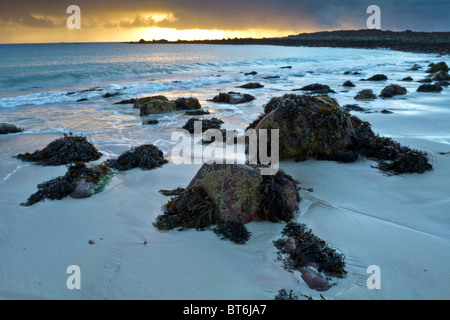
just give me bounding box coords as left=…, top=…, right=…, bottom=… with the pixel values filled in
left=106, top=144, right=168, bottom=171
left=213, top=221, right=251, bottom=244
left=257, top=170, right=300, bottom=222
left=154, top=187, right=219, bottom=231
left=16, top=133, right=102, bottom=166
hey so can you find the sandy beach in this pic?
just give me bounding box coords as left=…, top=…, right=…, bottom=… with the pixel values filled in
left=1, top=43, right=449, bottom=300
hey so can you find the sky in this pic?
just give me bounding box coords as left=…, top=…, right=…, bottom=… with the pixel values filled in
left=1, top=0, right=449, bottom=43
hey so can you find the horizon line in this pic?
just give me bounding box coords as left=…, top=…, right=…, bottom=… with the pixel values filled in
left=1, top=28, right=449, bottom=45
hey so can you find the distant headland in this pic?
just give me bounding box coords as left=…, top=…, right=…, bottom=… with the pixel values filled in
left=126, top=29, right=450, bottom=55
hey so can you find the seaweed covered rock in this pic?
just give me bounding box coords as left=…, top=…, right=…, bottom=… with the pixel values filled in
left=426, top=61, right=448, bottom=74
left=154, top=164, right=300, bottom=236
left=417, top=84, right=443, bottom=92
left=362, top=74, right=388, bottom=81
left=213, top=221, right=252, bottom=244
left=293, top=83, right=335, bottom=94
left=379, top=84, right=407, bottom=98
left=16, top=134, right=102, bottom=166
left=248, top=95, right=432, bottom=174
left=354, top=89, right=377, bottom=100
left=253, top=94, right=354, bottom=160
left=210, top=92, right=255, bottom=104
left=377, top=151, right=432, bottom=174
left=21, top=162, right=111, bottom=206
left=237, top=82, right=264, bottom=89
left=106, top=144, right=167, bottom=171
left=275, top=222, right=347, bottom=279
left=182, top=117, right=224, bottom=134
left=0, top=123, right=23, bottom=135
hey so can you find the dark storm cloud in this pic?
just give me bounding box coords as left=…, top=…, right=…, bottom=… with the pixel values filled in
left=0, top=0, right=449, bottom=31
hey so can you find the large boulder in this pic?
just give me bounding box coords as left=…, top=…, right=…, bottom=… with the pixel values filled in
left=154, top=163, right=300, bottom=230
left=254, top=94, right=354, bottom=160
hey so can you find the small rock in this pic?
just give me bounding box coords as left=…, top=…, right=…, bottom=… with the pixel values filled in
left=342, top=80, right=355, bottom=87
left=417, top=84, right=443, bottom=92
left=284, top=238, right=296, bottom=253
left=244, top=71, right=257, bottom=76
left=263, top=76, right=280, bottom=79
left=298, top=267, right=332, bottom=292
left=210, top=92, right=255, bottom=104
left=402, top=76, right=413, bottom=81
left=354, top=89, right=377, bottom=100
left=103, top=92, right=120, bottom=98
left=362, top=74, right=388, bottom=81
left=182, top=117, right=224, bottom=134
left=0, top=123, right=24, bottom=135
left=142, top=119, right=159, bottom=125
left=237, top=82, right=264, bottom=89
left=409, top=64, right=421, bottom=71
left=381, top=109, right=393, bottom=114
left=379, top=84, right=407, bottom=98
left=293, top=83, right=335, bottom=94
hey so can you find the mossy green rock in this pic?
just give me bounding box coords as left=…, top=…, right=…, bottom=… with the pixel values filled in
left=255, top=94, right=354, bottom=160
left=133, top=95, right=169, bottom=109
left=139, top=99, right=177, bottom=116
left=138, top=96, right=202, bottom=116
left=187, top=164, right=299, bottom=224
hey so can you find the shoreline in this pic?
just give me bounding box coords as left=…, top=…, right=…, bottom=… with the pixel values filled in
left=127, top=29, right=450, bottom=55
